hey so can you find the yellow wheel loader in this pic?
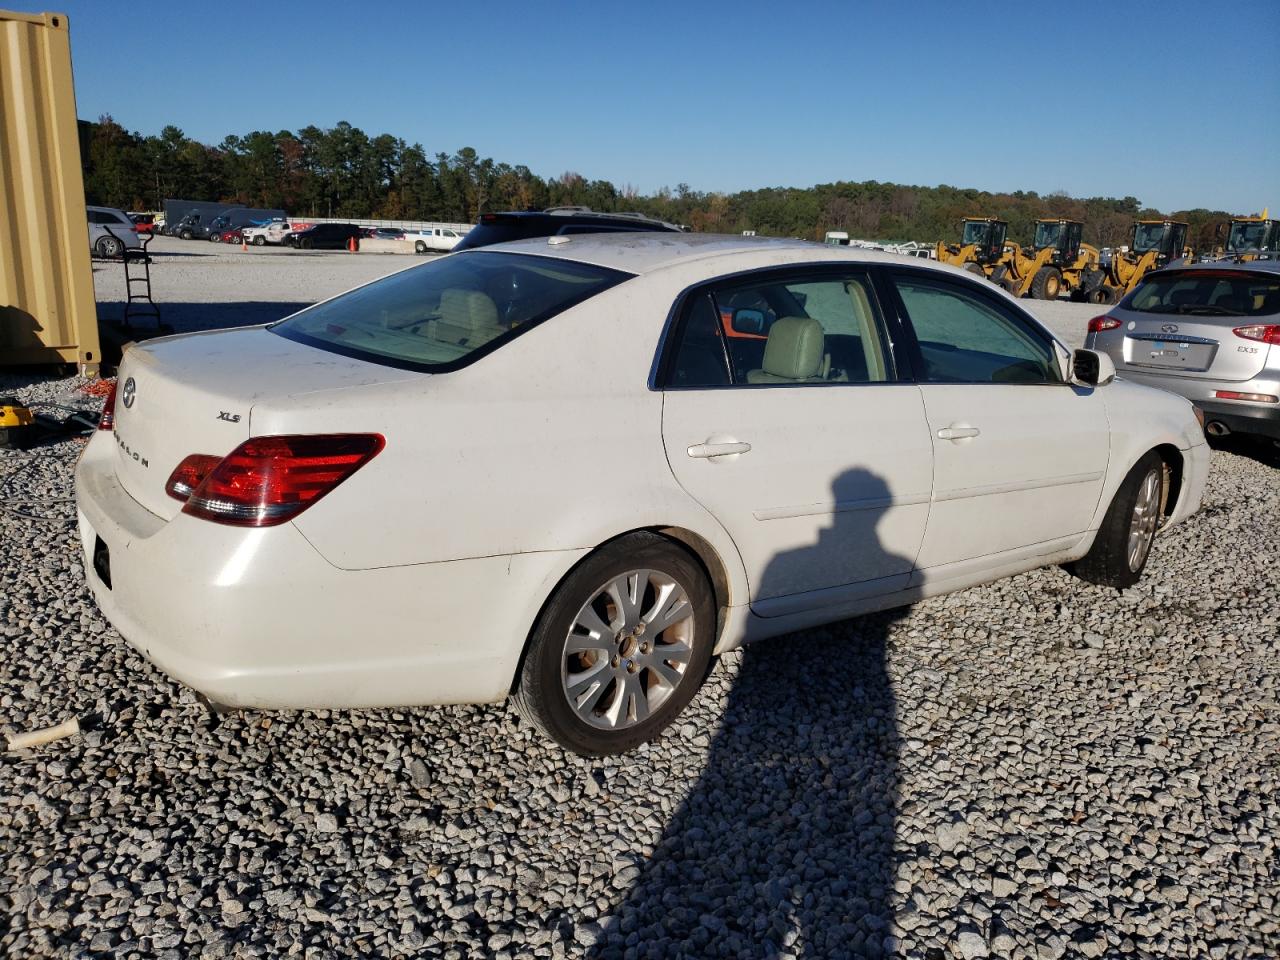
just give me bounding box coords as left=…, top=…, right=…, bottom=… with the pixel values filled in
left=935, top=218, right=1008, bottom=280
left=1225, top=209, right=1278, bottom=261
left=1081, top=220, right=1190, bottom=305
left=990, top=219, right=1099, bottom=300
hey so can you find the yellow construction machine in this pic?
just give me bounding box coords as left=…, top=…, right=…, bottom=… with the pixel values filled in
left=935, top=218, right=1008, bottom=279
left=989, top=219, right=1099, bottom=300
left=1080, top=219, right=1190, bottom=305
left=1225, top=209, right=1278, bottom=260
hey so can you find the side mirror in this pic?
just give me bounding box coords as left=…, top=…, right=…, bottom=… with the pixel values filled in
left=731, top=308, right=767, bottom=336
left=1072, top=348, right=1115, bottom=387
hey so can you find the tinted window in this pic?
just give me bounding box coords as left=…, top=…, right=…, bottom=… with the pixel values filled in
left=272, top=251, right=631, bottom=372
left=895, top=276, right=1060, bottom=384
left=668, top=294, right=731, bottom=388
left=455, top=220, right=541, bottom=250
left=1125, top=271, right=1280, bottom=318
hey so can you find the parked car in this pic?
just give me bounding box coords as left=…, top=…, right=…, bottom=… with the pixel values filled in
left=1085, top=259, right=1280, bottom=442
left=76, top=235, right=1208, bottom=755
left=213, top=228, right=243, bottom=244
left=284, top=223, right=362, bottom=250
left=453, top=207, right=684, bottom=252
left=241, top=221, right=293, bottom=246
left=407, top=226, right=463, bottom=253
left=359, top=227, right=377, bottom=239
left=373, top=227, right=406, bottom=240
left=170, top=212, right=219, bottom=240
left=127, top=212, right=156, bottom=234
left=87, top=205, right=141, bottom=258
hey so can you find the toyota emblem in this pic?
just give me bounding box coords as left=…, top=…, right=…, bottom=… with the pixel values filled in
left=121, top=377, right=136, bottom=409
left=1160, top=323, right=1179, bottom=334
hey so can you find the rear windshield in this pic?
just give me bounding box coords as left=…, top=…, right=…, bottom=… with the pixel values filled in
left=1125, top=271, right=1280, bottom=318
left=270, top=251, right=631, bottom=371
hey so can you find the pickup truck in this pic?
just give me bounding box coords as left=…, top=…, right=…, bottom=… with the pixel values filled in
left=407, top=227, right=463, bottom=254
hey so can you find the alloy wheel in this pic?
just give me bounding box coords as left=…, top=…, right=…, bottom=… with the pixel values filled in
left=560, top=569, right=696, bottom=730
left=1126, top=468, right=1161, bottom=572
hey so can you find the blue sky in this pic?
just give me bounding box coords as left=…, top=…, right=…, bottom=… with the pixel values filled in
left=52, top=0, right=1279, bottom=213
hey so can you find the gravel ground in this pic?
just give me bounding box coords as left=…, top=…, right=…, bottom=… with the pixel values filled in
left=2, top=251, right=1277, bottom=958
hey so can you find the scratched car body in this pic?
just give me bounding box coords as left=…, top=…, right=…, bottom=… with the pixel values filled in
left=76, top=234, right=1209, bottom=755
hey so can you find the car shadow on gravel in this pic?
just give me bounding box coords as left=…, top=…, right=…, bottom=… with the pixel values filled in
left=1208, top=434, right=1280, bottom=469
left=592, top=469, right=909, bottom=959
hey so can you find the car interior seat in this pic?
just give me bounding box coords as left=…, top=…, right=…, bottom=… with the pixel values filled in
left=1212, top=291, right=1251, bottom=314
left=746, top=317, right=843, bottom=384
left=433, top=289, right=506, bottom=347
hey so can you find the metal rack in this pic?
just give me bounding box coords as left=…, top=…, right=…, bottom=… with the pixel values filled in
left=116, top=229, right=162, bottom=329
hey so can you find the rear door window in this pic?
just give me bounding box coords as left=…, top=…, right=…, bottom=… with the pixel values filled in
left=661, top=269, right=893, bottom=387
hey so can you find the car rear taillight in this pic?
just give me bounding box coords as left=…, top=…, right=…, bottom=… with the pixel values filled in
left=179, top=434, right=384, bottom=527
left=1214, top=390, right=1279, bottom=404
left=1088, top=315, right=1122, bottom=333
left=1232, top=324, right=1280, bottom=345
left=165, top=454, right=223, bottom=501
left=98, top=380, right=118, bottom=431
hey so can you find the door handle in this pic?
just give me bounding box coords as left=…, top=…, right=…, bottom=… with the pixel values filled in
left=936, top=425, right=980, bottom=441
left=688, top=440, right=752, bottom=459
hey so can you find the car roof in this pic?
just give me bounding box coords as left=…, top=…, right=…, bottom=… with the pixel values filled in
left=466, top=231, right=954, bottom=278
left=497, top=208, right=680, bottom=228
left=1158, top=258, right=1280, bottom=276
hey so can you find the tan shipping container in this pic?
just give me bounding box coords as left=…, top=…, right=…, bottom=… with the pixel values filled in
left=0, top=9, right=100, bottom=375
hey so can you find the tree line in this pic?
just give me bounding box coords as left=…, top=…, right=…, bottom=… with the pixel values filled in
left=79, top=116, right=1239, bottom=249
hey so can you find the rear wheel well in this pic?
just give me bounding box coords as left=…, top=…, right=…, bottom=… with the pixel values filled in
left=1152, top=443, right=1184, bottom=520
left=506, top=526, right=732, bottom=696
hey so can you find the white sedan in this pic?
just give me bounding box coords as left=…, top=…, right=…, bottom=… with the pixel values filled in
left=76, top=235, right=1210, bottom=755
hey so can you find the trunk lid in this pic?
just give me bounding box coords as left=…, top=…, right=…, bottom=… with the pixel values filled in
left=1116, top=314, right=1270, bottom=382
left=110, top=327, right=418, bottom=519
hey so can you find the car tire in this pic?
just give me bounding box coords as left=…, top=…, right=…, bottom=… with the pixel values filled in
left=415, top=240, right=427, bottom=254
left=300, top=239, right=313, bottom=250
left=253, top=235, right=266, bottom=246
left=1065, top=451, right=1164, bottom=589
left=512, top=532, right=716, bottom=756
left=1092, top=285, right=1120, bottom=306
left=94, top=236, right=122, bottom=258
left=179, top=230, right=193, bottom=240
left=209, top=234, right=221, bottom=242
left=1031, top=266, right=1062, bottom=300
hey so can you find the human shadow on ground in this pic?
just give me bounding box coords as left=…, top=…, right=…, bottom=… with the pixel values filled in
left=592, top=468, right=911, bottom=959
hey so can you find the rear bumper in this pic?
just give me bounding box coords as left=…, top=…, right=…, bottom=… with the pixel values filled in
left=1194, top=399, right=1280, bottom=440
left=74, top=433, right=584, bottom=709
